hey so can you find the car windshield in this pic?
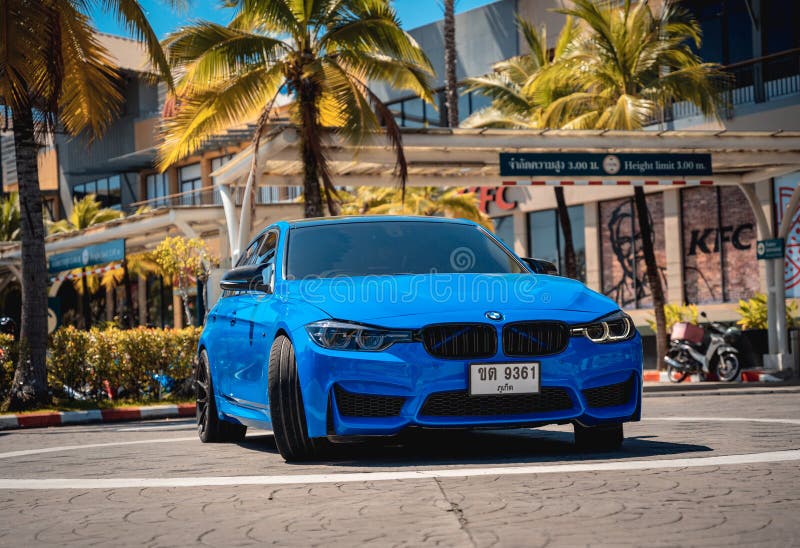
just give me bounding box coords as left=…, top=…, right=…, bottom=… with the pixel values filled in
left=286, top=221, right=525, bottom=279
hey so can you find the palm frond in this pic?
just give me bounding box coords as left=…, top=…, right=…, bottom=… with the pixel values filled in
left=461, top=107, right=537, bottom=129
left=159, top=63, right=285, bottom=167
left=56, top=4, right=123, bottom=138
left=102, top=0, right=175, bottom=89
left=164, top=22, right=287, bottom=93
left=462, top=73, right=530, bottom=114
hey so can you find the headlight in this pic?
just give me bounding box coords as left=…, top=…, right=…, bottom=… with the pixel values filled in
left=305, top=320, right=415, bottom=351
left=570, top=311, right=635, bottom=343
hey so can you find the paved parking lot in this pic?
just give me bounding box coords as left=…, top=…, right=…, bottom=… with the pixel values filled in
left=1, top=391, right=799, bottom=547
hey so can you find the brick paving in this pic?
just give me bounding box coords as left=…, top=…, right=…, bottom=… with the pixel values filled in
left=0, top=392, right=798, bottom=547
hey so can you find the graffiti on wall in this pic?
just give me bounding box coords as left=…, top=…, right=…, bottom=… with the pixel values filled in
left=682, top=187, right=759, bottom=304
left=775, top=174, right=800, bottom=298
left=600, top=195, right=667, bottom=308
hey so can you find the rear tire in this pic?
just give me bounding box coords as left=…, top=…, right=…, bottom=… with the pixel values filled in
left=196, top=350, right=247, bottom=443
left=574, top=423, right=624, bottom=452
left=268, top=335, right=327, bottom=462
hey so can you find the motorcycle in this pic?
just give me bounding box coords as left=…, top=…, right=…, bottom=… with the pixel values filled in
left=663, top=312, right=742, bottom=383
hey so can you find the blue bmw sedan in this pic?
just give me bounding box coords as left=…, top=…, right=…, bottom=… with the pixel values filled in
left=197, top=216, right=642, bottom=461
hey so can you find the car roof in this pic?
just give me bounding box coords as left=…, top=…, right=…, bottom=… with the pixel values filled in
left=280, top=215, right=477, bottom=230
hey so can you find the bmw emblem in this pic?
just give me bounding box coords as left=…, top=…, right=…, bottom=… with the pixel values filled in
left=485, top=311, right=503, bottom=321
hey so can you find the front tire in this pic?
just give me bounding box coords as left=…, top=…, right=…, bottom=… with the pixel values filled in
left=574, top=423, right=624, bottom=452
left=665, top=348, right=690, bottom=383
left=716, top=352, right=741, bottom=382
left=268, top=335, right=326, bottom=462
left=196, top=350, right=247, bottom=443
left=667, top=364, right=689, bottom=383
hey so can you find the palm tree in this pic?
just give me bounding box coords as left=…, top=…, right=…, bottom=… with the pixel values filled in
left=541, top=0, right=727, bottom=368
left=464, top=1, right=726, bottom=368
left=339, top=186, right=492, bottom=229
left=442, top=0, right=458, bottom=127
left=462, top=17, right=580, bottom=278
left=159, top=0, right=434, bottom=229
left=99, top=251, right=162, bottom=328
left=538, top=0, right=726, bottom=131
left=0, top=0, right=174, bottom=409
left=0, top=193, right=20, bottom=242
left=462, top=17, right=577, bottom=129
left=50, top=195, right=124, bottom=330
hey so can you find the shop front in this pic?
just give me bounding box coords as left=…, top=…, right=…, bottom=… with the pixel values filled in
left=481, top=183, right=768, bottom=321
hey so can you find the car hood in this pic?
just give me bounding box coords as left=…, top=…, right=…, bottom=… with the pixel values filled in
left=284, top=273, right=619, bottom=327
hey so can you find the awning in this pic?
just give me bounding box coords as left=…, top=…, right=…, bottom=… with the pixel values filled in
left=211, top=126, right=800, bottom=188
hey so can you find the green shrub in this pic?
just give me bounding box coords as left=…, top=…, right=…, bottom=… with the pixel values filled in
left=49, top=326, right=94, bottom=399
left=48, top=326, right=201, bottom=402
left=736, top=293, right=798, bottom=330
left=647, top=303, right=699, bottom=334
left=0, top=334, right=17, bottom=401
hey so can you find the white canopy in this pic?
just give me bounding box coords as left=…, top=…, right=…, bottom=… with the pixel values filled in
left=212, top=126, right=800, bottom=188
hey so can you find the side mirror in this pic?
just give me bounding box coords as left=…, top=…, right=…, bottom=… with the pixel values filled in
left=220, top=264, right=272, bottom=293
left=521, top=257, right=559, bottom=276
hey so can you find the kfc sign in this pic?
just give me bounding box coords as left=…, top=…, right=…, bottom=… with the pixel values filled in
left=465, top=187, right=518, bottom=214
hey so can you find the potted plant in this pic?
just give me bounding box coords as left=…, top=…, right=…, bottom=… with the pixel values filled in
left=736, top=293, right=798, bottom=368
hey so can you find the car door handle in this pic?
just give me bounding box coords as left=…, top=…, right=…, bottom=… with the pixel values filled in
left=230, top=312, right=237, bottom=326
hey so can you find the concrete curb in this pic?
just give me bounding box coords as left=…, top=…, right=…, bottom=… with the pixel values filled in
left=642, top=369, right=789, bottom=383
left=0, top=403, right=196, bottom=431
left=1, top=374, right=796, bottom=431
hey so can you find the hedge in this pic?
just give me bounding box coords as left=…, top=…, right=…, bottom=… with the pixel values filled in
left=0, top=327, right=200, bottom=403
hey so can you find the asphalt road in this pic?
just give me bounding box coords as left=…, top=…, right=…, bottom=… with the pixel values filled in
left=1, top=391, right=799, bottom=547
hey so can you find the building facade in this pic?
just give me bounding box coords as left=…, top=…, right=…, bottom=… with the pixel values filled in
left=0, top=0, right=798, bottom=336
left=376, top=0, right=800, bottom=332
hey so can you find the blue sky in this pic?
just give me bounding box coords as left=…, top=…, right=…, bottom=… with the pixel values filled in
left=91, top=0, right=498, bottom=38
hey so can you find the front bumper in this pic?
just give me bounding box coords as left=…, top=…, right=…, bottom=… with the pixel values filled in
left=291, top=327, right=643, bottom=438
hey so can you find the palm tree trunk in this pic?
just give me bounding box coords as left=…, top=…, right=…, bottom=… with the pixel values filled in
left=633, top=187, right=667, bottom=371
left=81, top=268, right=91, bottom=330
left=123, top=260, right=134, bottom=328
left=298, top=87, right=324, bottom=218
left=443, top=0, right=459, bottom=128
left=554, top=187, right=577, bottom=279
left=301, top=136, right=323, bottom=218
left=178, top=279, right=193, bottom=327
left=8, top=106, right=49, bottom=410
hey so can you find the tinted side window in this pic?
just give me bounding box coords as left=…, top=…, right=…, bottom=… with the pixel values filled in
left=257, top=231, right=278, bottom=264
left=237, top=236, right=263, bottom=266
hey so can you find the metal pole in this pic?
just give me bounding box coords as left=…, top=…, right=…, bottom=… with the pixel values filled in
left=775, top=257, right=788, bottom=355
left=766, top=259, right=778, bottom=354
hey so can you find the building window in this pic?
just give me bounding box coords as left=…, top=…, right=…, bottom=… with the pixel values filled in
left=527, top=205, right=585, bottom=281
left=258, top=187, right=281, bottom=204
left=72, top=175, right=122, bottom=210
left=210, top=155, right=234, bottom=172
left=285, top=186, right=302, bottom=202
left=210, top=155, right=235, bottom=205
left=179, top=163, right=202, bottom=206
left=145, top=172, right=169, bottom=207
left=681, top=186, right=758, bottom=304
left=682, top=0, right=753, bottom=65
left=599, top=194, right=665, bottom=309
left=493, top=215, right=515, bottom=249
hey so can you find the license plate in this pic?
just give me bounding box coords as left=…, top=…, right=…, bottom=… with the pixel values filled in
left=469, top=363, right=540, bottom=396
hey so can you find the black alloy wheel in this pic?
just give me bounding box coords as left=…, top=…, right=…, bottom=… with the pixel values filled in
left=196, top=350, right=247, bottom=443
